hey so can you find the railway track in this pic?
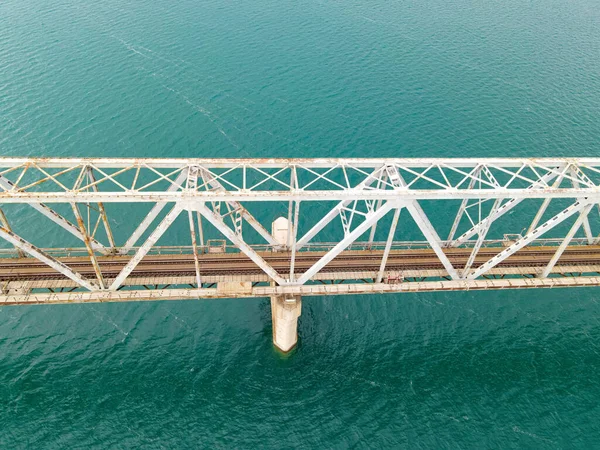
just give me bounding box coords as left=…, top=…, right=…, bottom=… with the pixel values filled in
left=2, top=246, right=600, bottom=281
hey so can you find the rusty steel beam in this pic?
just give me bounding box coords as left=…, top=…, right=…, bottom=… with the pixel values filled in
left=0, top=158, right=598, bottom=204
left=0, top=208, right=25, bottom=258
left=71, top=203, right=106, bottom=289
left=0, top=226, right=99, bottom=291
left=86, top=168, right=116, bottom=251
left=4, top=275, right=600, bottom=306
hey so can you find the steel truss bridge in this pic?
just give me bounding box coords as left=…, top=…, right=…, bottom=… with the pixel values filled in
left=1, top=157, right=600, bottom=307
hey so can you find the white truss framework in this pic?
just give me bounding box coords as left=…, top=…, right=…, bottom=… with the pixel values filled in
left=1, top=157, right=600, bottom=299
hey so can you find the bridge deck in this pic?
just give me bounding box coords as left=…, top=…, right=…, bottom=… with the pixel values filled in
left=1, top=245, right=600, bottom=281
left=4, top=276, right=600, bottom=306
left=2, top=245, right=600, bottom=305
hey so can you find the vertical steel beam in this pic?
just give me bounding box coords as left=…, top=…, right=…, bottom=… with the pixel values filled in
left=569, top=167, right=594, bottom=244
left=87, top=168, right=116, bottom=251
left=446, top=166, right=481, bottom=243
left=376, top=206, right=401, bottom=283
left=296, top=202, right=394, bottom=285
left=187, top=164, right=202, bottom=286
left=196, top=211, right=205, bottom=250
left=461, top=198, right=501, bottom=277
left=286, top=169, right=296, bottom=248
left=286, top=201, right=294, bottom=249
left=0, top=226, right=99, bottom=291
left=187, top=166, right=205, bottom=264
left=467, top=200, right=588, bottom=280
left=367, top=173, right=388, bottom=249
left=289, top=200, right=300, bottom=282
left=540, top=204, right=594, bottom=278
left=188, top=210, right=202, bottom=287
left=527, top=165, right=570, bottom=234
left=110, top=205, right=183, bottom=290
left=71, top=203, right=106, bottom=289
left=118, top=170, right=188, bottom=255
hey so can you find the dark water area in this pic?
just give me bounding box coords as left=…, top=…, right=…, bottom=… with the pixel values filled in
left=1, top=0, right=600, bottom=447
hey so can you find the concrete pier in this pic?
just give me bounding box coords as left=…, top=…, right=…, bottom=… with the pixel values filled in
left=270, top=295, right=302, bottom=352
left=270, top=217, right=302, bottom=352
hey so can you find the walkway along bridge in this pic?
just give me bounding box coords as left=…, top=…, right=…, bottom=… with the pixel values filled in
left=1, top=157, right=600, bottom=351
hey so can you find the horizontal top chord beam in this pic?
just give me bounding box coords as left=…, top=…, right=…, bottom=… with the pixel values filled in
left=0, top=157, right=599, bottom=169
left=0, top=157, right=598, bottom=203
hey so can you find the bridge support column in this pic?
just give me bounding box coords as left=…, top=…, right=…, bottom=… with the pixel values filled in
left=270, top=295, right=302, bottom=352
left=269, top=216, right=301, bottom=352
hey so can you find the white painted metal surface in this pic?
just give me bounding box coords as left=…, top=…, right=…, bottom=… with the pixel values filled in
left=0, top=158, right=599, bottom=202
left=0, top=157, right=599, bottom=300
left=5, top=276, right=600, bottom=306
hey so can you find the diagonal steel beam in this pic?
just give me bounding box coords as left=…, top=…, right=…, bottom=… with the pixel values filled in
left=0, top=175, right=108, bottom=254
left=186, top=167, right=202, bottom=288
left=289, top=200, right=301, bottom=282
left=286, top=167, right=296, bottom=248
left=87, top=168, right=116, bottom=251
left=527, top=165, right=571, bottom=234
left=450, top=171, right=558, bottom=247
left=389, top=166, right=460, bottom=280
left=461, top=198, right=502, bottom=278
left=570, top=167, right=594, bottom=244
left=118, top=170, right=188, bottom=255
left=110, top=205, right=183, bottom=290
left=405, top=203, right=460, bottom=280
left=0, top=226, right=99, bottom=291
left=0, top=208, right=25, bottom=258
left=295, top=165, right=386, bottom=249
left=367, top=173, right=388, bottom=248
left=446, top=166, right=482, bottom=243
left=199, top=167, right=279, bottom=246
left=71, top=203, right=106, bottom=289
left=376, top=206, right=402, bottom=283
left=467, top=200, right=588, bottom=280
left=188, top=210, right=202, bottom=288
left=195, top=203, right=287, bottom=285
left=540, top=204, right=594, bottom=278
left=295, top=202, right=394, bottom=285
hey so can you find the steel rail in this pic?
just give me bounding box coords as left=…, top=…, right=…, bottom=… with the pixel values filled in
left=2, top=247, right=600, bottom=282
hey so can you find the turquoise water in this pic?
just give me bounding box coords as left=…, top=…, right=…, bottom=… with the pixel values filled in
left=2, top=0, right=600, bottom=447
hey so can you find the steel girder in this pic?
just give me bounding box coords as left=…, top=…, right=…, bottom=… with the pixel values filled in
left=0, top=158, right=599, bottom=295
left=0, top=158, right=598, bottom=203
